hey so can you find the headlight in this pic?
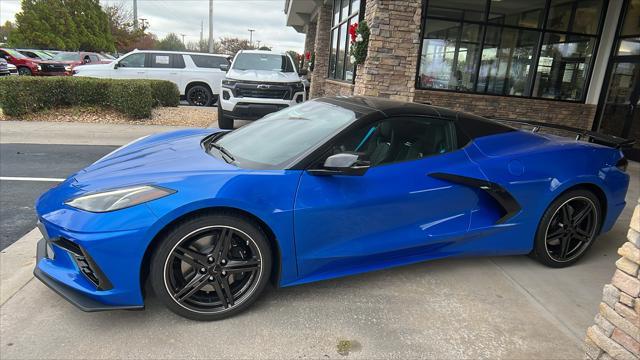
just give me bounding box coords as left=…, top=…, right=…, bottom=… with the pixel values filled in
left=65, top=185, right=175, bottom=212
left=36, top=64, right=42, bottom=71
left=222, top=79, right=236, bottom=87
left=65, top=65, right=72, bottom=72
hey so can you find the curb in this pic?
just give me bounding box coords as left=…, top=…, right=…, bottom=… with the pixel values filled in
left=1, top=228, right=40, bottom=306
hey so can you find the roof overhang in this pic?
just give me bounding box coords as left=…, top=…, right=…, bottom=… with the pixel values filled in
left=284, top=0, right=324, bottom=33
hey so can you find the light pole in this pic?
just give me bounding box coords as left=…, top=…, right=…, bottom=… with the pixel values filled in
left=133, top=0, right=138, bottom=29
left=248, top=29, right=255, bottom=47
left=208, top=0, right=214, bottom=53
left=256, top=40, right=261, bottom=49
left=180, top=33, right=186, bottom=46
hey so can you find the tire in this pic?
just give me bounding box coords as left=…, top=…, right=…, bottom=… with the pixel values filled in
left=531, top=189, right=601, bottom=268
left=18, top=67, right=32, bottom=76
left=217, top=104, right=234, bottom=129
left=150, top=213, right=272, bottom=321
left=186, top=85, right=213, bottom=107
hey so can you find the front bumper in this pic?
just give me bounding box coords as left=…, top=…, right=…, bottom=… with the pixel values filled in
left=220, top=82, right=306, bottom=120
left=34, top=238, right=143, bottom=312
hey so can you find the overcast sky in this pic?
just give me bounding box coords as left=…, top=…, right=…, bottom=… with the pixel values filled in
left=0, top=0, right=305, bottom=52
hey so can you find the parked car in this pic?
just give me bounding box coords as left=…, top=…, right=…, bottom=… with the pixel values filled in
left=0, top=58, right=10, bottom=76
left=32, top=97, right=632, bottom=320
left=52, top=51, right=113, bottom=67
left=72, top=50, right=231, bottom=107
left=218, top=50, right=307, bottom=129
left=0, top=48, right=71, bottom=76
left=17, top=49, right=55, bottom=60
left=7, top=63, right=17, bottom=75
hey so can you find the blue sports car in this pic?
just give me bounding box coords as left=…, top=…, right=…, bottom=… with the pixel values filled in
left=34, top=97, right=632, bottom=320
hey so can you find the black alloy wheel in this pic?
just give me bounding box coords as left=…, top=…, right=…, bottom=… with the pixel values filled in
left=151, top=214, right=272, bottom=320
left=186, top=85, right=213, bottom=107
left=18, top=67, right=32, bottom=76
left=532, top=189, right=601, bottom=267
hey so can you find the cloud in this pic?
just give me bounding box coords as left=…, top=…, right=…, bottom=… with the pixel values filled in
left=1, top=0, right=305, bottom=52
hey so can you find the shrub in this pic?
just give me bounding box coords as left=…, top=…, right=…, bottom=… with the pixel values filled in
left=0, top=76, right=180, bottom=118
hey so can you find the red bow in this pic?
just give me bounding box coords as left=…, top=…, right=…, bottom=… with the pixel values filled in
left=348, top=22, right=359, bottom=43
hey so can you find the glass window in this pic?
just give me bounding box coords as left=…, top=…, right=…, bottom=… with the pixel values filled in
left=419, top=20, right=482, bottom=91
left=151, top=54, right=172, bottom=68
left=621, top=0, right=640, bottom=36
left=426, top=0, right=487, bottom=22
left=118, top=53, right=146, bottom=68
left=419, top=0, right=604, bottom=102
left=532, top=33, right=595, bottom=100
left=191, top=55, right=228, bottom=68
left=327, top=117, right=458, bottom=167
left=618, top=38, right=640, bottom=56
left=214, top=101, right=357, bottom=169
left=53, top=52, right=80, bottom=62
left=477, top=26, right=538, bottom=96
left=488, top=0, right=545, bottom=28
left=232, top=53, right=295, bottom=72
left=328, top=0, right=359, bottom=81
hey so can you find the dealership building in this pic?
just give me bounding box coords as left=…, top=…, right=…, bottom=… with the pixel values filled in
left=285, top=0, right=639, bottom=159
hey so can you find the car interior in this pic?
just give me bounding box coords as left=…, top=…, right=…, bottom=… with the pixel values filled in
left=329, top=117, right=458, bottom=167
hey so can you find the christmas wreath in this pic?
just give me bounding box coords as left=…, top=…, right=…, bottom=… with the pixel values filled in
left=348, top=21, right=369, bottom=65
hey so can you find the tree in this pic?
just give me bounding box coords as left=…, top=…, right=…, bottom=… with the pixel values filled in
left=105, top=1, right=147, bottom=52
left=156, top=33, right=185, bottom=51
left=0, top=21, right=15, bottom=44
left=11, top=0, right=114, bottom=51
left=129, top=32, right=158, bottom=51
left=218, top=37, right=255, bottom=56
left=258, top=45, right=272, bottom=51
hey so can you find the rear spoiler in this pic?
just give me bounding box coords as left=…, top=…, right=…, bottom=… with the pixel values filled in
left=488, top=117, right=635, bottom=149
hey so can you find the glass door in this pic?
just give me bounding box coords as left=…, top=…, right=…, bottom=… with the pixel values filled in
left=595, top=0, right=640, bottom=160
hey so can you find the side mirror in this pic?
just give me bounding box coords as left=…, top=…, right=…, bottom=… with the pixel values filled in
left=298, top=69, right=308, bottom=76
left=308, top=153, right=370, bottom=176
left=219, top=64, right=229, bottom=72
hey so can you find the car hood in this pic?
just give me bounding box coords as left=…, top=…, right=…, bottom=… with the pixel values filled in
left=226, top=69, right=301, bottom=83
left=71, top=129, right=236, bottom=191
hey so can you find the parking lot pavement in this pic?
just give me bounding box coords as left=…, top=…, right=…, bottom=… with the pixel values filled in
left=0, top=144, right=117, bottom=250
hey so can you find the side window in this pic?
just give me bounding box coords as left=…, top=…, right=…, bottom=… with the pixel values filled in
left=190, top=55, right=228, bottom=69
left=328, top=117, right=459, bottom=167
left=150, top=53, right=172, bottom=68
left=89, top=54, right=100, bottom=63
left=118, top=53, right=146, bottom=68
left=172, top=54, right=186, bottom=68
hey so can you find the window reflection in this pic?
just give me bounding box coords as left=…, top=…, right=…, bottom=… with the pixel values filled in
left=419, top=20, right=482, bottom=91
left=533, top=34, right=594, bottom=100
left=478, top=27, right=538, bottom=96
left=418, top=0, right=604, bottom=101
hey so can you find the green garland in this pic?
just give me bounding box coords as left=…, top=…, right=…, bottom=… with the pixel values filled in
left=349, top=21, right=370, bottom=65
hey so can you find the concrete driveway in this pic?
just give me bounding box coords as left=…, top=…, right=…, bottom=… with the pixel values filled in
left=1, top=121, right=638, bottom=359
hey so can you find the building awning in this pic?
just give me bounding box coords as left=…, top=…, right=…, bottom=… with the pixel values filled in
left=284, top=0, right=324, bottom=33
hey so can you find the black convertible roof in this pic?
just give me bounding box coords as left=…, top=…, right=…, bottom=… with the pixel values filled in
left=317, top=96, right=514, bottom=139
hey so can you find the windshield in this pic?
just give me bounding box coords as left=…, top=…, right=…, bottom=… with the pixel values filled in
left=34, top=51, right=53, bottom=59
left=213, top=101, right=357, bottom=169
left=231, top=53, right=295, bottom=72
left=3, top=49, right=27, bottom=59
left=53, top=52, right=80, bottom=61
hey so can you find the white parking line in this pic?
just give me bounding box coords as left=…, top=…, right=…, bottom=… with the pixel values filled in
left=0, top=177, right=65, bottom=182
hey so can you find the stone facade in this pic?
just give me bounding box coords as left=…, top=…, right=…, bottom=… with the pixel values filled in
left=324, top=79, right=355, bottom=97
left=309, top=2, right=332, bottom=99
left=352, top=0, right=422, bottom=102
left=415, top=89, right=598, bottom=130
left=302, top=20, right=317, bottom=71
left=584, top=199, right=640, bottom=360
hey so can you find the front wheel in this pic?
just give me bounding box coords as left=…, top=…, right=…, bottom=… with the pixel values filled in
left=18, top=67, right=32, bottom=76
left=186, top=85, right=213, bottom=107
left=217, top=104, right=234, bottom=129
left=531, top=189, right=601, bottom=268
left=150, top=213, right=272, bottom=321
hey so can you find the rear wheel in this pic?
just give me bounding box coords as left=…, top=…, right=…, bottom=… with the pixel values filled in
left=531, top=189, right=601, bottom=267
left=217, top=104, right=234, bottom=129
left=18, top=67, right=32, bottom=76
left=150, top=213, right=272, bottom=321
left=186, top=85, right=212, bottom=107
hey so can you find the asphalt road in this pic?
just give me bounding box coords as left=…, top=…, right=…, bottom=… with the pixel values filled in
left=0, top=144, right=116, bottom=250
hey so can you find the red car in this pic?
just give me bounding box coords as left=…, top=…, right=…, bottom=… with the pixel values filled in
left=52, top=51, right=113, bottom=68
left=0, top=48, right=72, bottom=76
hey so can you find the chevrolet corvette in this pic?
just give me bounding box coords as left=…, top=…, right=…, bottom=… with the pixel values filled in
left=34, top=97, right=632, bottom=320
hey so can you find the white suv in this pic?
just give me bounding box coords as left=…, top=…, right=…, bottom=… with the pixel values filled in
left=72, top=50, right=230, bottom=106
left=218, top=50, right=307, bottom=129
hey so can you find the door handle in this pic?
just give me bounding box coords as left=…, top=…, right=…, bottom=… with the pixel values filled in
left=137, top=71, right=145, bottom=74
